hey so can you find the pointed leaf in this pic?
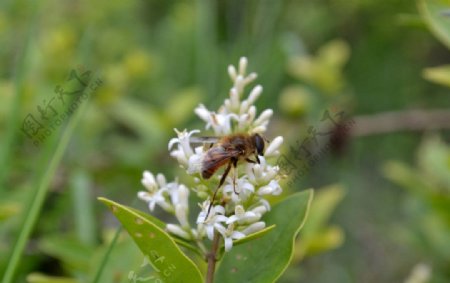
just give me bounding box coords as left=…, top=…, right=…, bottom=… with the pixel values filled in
left=418, top=0, right=450, bottom=49
left=125, top=205, right=201, bottom=256
left=293, top=185, right=345, bottom=260
left=0, top=202, right=21, bottom=221
left=216, top=189, right=313, bottom=283
left=27, top=273, right=78, bottom=283
left=301, top=184, right=345, bottom=237
left=423, top=65, right=450, bottom=87
left=232, top=225, right=276, bottom=247
left=98, top=197, right=203, bottom=283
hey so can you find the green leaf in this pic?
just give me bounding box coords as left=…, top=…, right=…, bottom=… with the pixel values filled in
left=293, top=184, right=345, bottom=260
left=417, top=135, right=450, bottom=187
left=297, top=225, right=344, bottom=258
left=300, top=184, right=345, bottom=237
left=109, top=98, right=167, bottom=144
left=38, top=235, right=93, bottom=273
left=0, top=202, right=21, bottom=221
left=119, top=203, right=202, bottom=256
left=423, top=65, right=450, bottom=87
left=165, top=87, right=202, bottom=126
left=98, top=197, right=203, bottom=283
left=418, top=0, right=450, bottom=49
left=216, top=189, right=313, bottom=283
left=70, top=169, right=96, bottom=246
left=232, top=225, right=276, bottom=247
left=26, top=273, right=78, bottom=283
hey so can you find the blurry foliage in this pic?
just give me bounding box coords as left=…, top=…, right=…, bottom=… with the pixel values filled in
left=279, top=184, right=345, bottom=283
left=295, top=184, right=346, bottom=260
left=279, top=39, right=352, bottom=119
left=423, top=65, right=450, bottom=87
left=418, top=0, right=450, bottom=49
left=383, top=135, right=450, bottom=282
left=419, top=0, right=450, bottom=90
left=30, top=230, right=144, bottom=283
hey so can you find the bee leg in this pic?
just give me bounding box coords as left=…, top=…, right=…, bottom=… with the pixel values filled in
left=205, top=161, right=233, bottom=220
left=232, top=158, right=239, bottom=195
left=245, top=155, right=260, bottom=164
left=203, top=143, right=215, bottom=151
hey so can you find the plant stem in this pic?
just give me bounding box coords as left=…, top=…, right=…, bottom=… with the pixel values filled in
left=92, top=226, right=122, bottom=283
left=206, top=231, right=221, bottom=283
left=2, top=98, right=89, bottom=283
left=350, top=109, right=450, bottom=136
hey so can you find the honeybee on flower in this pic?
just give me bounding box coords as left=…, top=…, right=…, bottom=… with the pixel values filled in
left=138, top=57, right=283, bottom=252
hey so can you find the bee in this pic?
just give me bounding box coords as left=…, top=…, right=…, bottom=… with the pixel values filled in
left=193, top=133, right=266, bottom=219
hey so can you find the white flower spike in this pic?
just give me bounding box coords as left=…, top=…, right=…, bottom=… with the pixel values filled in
left=138, top=57, right=283, bottom=253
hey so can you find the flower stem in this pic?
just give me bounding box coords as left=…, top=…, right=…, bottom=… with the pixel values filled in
left=206, top=231, right=221, bottom=283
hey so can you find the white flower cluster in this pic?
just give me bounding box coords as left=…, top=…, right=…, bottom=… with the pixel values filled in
left=138, top=57, right=284, bottom=252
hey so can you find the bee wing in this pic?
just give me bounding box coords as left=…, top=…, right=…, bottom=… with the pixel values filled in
left=189, top=136, right=220, bottom=145
left=201, top=146, right=240, bottom=179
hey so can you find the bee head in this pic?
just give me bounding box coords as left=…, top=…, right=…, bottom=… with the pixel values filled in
left=253, top=133, right=265, bottom=156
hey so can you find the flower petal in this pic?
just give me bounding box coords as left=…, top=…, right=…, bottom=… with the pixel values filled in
left=241, top=221, right=266, bottom=235
left=224, top=237, right=233, bottom=252
left=264, top=136, right=284, bottom=157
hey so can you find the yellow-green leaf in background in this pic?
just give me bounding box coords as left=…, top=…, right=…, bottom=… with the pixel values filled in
left=27, top=273, right=78, bottom=283
left=293, top=184, right=345, bottom=260
left=0, top=202, right=20, bottom=222
left=423, top=65, right=450, bottom=88
left=418, top=0, right=450, bottom=49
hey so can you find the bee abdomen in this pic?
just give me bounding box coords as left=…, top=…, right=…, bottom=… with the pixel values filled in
left=201, top=167, right=215, bottom=179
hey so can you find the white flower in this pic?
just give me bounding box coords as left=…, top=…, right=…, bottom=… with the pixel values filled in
left=168, top=129, right=200, bottom=167
left=405, top=263, right=431, bottom=283
left=197, top=201, right=228, bottom=240
left=226, top=205, right=260, bottom=225
left=187, top=146, right=204, bottom=175
left=222, top=176, right=255, bottom=202
left=141, top=171, right=157, bottom=192
left=264, top=136, right=284, bottom=157
left=249, top=204, right=269, bottom=217
left=246, top=156, right=280, bottom=185
left=138, top=190, right=168, bottom=212
left=257, top=180, right=282, bottom=196
left=138, top=171, right=194, bottom=224
left=240, top=221, right=266, bottom=235
left=258, top=198, right=271, bottom=212
left=195, top=57, right=267, bottom=135
left=251, top=109, right=273, bottom=133
left=166, top=224, right=191, bottom=240
left=215, top=223, right=246, bottom=252
left=172, top=184, right=189, bottom=227
left=138, top=171, right=171, bottom=211
left=194, top=104, right=238, bottom=135
left=240, top=85, right=262, bottom=115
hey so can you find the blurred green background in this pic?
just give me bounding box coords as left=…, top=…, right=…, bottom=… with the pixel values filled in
left=1, top=0, right=449, bottom=282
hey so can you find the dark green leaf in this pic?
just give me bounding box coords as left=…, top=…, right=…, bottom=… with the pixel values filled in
left=216, top=189, right=313, bottom=283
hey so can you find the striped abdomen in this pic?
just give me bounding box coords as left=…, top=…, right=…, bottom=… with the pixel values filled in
left=201, top=146, right=233, bottom=179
